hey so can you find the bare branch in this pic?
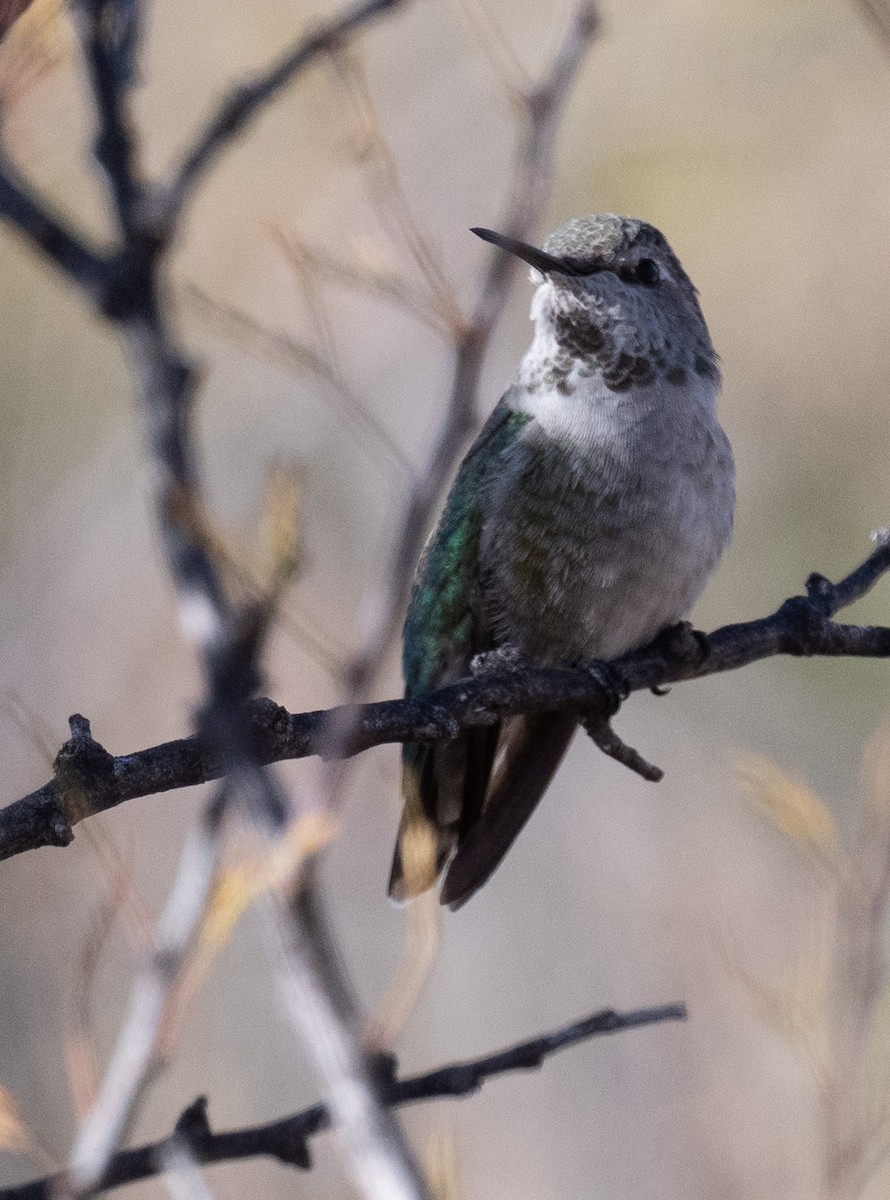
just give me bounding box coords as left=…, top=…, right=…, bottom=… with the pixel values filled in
left=850, top=0, right=890, bottom=54
left=266, top=880, right=430, bottom=1200
left=157, top=0, right=408, bottom=236
left=582, top=713, right=664, bottom=783
left=66, top=794, right=228, bottom=1195
left=2, top=538, right=888, bottom=863
left=0, top=157, right=110, bottom=287
left=70, top=0, right=142, bottom=233
left=0, top=0, right=435, bottom=1194
left=0, top=1002, right=685, bottom=1200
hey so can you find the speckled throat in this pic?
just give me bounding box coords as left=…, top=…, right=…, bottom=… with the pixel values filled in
left=520, top=282, right=720, bottom=396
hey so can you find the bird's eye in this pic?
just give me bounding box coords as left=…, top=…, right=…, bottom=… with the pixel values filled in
left=634, top=258, right=661, bottom=286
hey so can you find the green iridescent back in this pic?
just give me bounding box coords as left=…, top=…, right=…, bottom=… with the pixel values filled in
left=402, top=400, right=530, bottom=695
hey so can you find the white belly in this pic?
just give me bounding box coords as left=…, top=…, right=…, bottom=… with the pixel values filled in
left=481, top=375, right=734, bottom=663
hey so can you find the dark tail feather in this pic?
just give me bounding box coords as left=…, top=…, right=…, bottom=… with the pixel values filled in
left=388, top=725, right=500, bottom=902
left=440, top=712, right=577, bottom=909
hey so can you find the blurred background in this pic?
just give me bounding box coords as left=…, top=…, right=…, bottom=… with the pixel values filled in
left=1, top=0, right=890, bottom=1196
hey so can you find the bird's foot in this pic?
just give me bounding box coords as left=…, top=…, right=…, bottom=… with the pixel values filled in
left=470, top=644, right=528, bottom=675
left=649, top=620, right=710, bottom=667
left=582, top=660, right=630, bottom=717
left=578, top=659, right=661, bottom=782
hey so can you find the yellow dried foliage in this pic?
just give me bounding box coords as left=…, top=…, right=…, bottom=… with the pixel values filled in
left=63, top=1031, right=100, bottom=1121
left=729, top=735, right=890, bottom=1192
left=366, top=805, right=441, bottom=1049
left=258, top=463, right=306, bottom=594
left=155, top=812, right=337, bottom=1057
left=0, top=0, right=70, bottom=108
left=857, top=722, right=890, bottom=887
left=200, top=811, right=336, bottom=954
left=425, top=1132, right=462, bottom=1200
left=740, top=754, right=840, bottom=866
left=0, top=1085, right=35, bottom=1156
left=368, top=882, right=440, bottom=1051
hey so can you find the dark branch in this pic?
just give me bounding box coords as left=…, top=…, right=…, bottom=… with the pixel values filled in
left=0, top=0, right=427, bottom=1189
left=1, top=537, right=888, bottom=862
left=0, top=0, right=409, bottom=285
left=0, top=163, right=111, bottom=289
left=0, top=1002, right=685, bottom=1199
left=72, top=0, right=142, bottom=234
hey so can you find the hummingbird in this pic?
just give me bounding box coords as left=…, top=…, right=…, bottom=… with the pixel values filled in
left=389, top=214, right=735, bottom=908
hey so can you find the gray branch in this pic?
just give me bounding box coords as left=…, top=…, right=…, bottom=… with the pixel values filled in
left=2, top=535, right=888, bottom=862
left=0, top=1002, right=685, bottom=1200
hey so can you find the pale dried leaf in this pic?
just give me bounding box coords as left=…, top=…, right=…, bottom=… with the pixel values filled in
left=425, top=1132, right=462, bottom=1200
left=64, top=1032, right=100, bottom=1121
left=854, top=721, right=890, bottom=905
left=0, top=1085, right=35, bottom=1156
left=159, top=814, right=338, bottom=1055
left=740, top=755, right=840, bottom=866
left=0, top=0, right=70, bottom=107
left=202, top=812, right=336, bottom=956
left=258, top=463, right=305, bottom=593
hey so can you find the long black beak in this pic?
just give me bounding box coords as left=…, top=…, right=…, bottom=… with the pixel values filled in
left=470, top=227, right=590, bottom=276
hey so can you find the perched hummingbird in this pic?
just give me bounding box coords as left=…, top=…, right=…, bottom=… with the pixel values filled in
left=389, top=214, right=735, bottom=908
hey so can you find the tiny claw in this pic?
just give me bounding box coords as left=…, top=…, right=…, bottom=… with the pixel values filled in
left=586, top=661, right=629, bottom=715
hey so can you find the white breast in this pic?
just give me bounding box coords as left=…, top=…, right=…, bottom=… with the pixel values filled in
left=483, top=369, right=735, bottom=663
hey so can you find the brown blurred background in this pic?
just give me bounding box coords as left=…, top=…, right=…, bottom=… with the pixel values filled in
left=2, top=0, right=890, bottom=1196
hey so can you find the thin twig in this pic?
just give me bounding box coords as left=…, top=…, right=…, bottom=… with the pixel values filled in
left=184, top=282, right=413, bottom=476
left=67, top=792, right=228, bottom=1195
left=0, top=1002, right=685, bottom=1200
left=448, top=0, right=532, bottom=103
left=331, top=46, right=465, bottom=333
left=156, top=0, right=407, bottom=237
left=273, top=230, right=453, bottom=337
left=0, top=154, right=109, bottom=286
left=850, top=0, right=890, bottom=54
